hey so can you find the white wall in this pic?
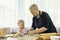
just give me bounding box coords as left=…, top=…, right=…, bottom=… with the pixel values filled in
left=0, top=0, right=18, bottom=28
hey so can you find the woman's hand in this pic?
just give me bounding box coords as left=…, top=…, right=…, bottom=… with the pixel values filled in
left=28, top=30, right=35, bottom=35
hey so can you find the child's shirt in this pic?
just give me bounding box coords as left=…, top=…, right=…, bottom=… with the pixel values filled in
left=17, top=27, right=28, bottom=35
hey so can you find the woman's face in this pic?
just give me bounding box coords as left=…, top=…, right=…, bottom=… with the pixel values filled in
left=30, top=10, right=39, bottom=17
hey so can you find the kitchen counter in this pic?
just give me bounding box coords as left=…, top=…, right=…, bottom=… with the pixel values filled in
left=0, top=35, right=39, bottom=40
left=0, top=33, right=60, bottom=40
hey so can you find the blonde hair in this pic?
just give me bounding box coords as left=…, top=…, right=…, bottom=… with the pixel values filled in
left=18, top=20, right=24, bottom=24
left=29, top=4, right=39, bottom=10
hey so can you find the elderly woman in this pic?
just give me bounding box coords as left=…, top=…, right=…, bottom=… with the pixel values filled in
left=28, top=4, right=57, bottom=35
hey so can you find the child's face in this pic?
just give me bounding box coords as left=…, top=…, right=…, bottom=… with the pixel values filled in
left=18, top=22, right=24, bottom=29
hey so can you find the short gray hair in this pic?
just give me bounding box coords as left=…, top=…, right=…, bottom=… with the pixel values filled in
left=29, top=4, right=38, bottom=10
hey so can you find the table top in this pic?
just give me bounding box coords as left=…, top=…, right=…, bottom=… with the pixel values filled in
left=0, top=33, right=60, bottom=40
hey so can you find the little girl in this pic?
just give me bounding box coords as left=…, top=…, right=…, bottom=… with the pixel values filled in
left=17, top=20, right=27, bottom=35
